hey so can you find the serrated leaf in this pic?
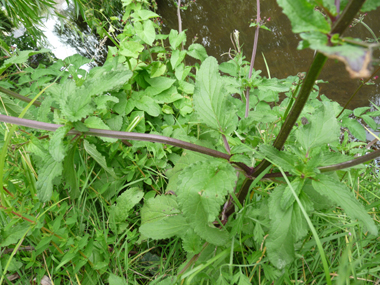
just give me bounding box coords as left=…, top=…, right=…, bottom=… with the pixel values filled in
left=266, top=185, right=309, bottom=269
left=176, top=159, right=236, bottom=245
left=64, top=54, right=91, bottom=70
left=94, top=95, right=119, bottom=111
left=280, top=178, right=304, bottom=210
left=276, top=0, right=331, bottom=33
left=49, top=125, right=71, bottom=162
left=135, top=20, right=156, bottom=46
left=342, top=116, right=366, bottom=141
left=182, top=228, right=203, bottom=254
left=169, top=29, right=186, bottom=49
left=259, top=144, right=298, bottom=173
left=194, top=57, right=238, bottom=134
left=84, top=64, right=133, bottom=96
left=111, top=187, right=143, bottom=223
left=140, top=195, right=189, bottom=239
left=36, top=156, right=63, bottom=202
left=312, top=175, right=377, bottom=235
left=187, top=43, right=208, bottom=62
left=296, top=102, right=340, bottom=150
left=59, top=81, right=95, bottom=122
left=83, top=140, right=117, bottom=178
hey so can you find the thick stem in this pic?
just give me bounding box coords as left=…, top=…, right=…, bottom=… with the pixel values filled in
left=245, top=0, right=260, bottom=118
left=177, top=0, right=182, bottom=34
left=235, top=0, right=366, bottom=208
left=0, top=114, right=231, bottom=160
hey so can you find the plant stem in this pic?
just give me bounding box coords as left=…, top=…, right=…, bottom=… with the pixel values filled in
left=0, top=114, right=231, bottom=160
left=336, top=66, right=380, bottom=118
left=245, top=0, right=260, bottom=118
left=234, top=0, right=366, bottom=208
left=335, top=0, right=340, bottom=16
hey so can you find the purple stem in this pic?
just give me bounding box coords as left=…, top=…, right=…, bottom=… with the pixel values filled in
left=0, top=114, right=231, bottom=160
left=222, top=134, right=231, bottom=154
left=335, top=0, right=340, bottom=16
left=245, top=0, right=260, bottom=118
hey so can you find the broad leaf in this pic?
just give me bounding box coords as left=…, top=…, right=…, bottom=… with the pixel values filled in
left=276, top=0, right=331, bottom=33
left=49, top=125, right=71, bottom=162
left=83, top=140, right=117, bottom=178
left=140, top=195, right=189, bottom=239
left=342, top=116, right=366, bottom=141
left=135, top=20, right=156, bottom=46
left=63, top=144, right=79, bottom=199
left=176, top=159, right=237, bottom=245
left=296, top=102, right=340, bottom=151
left=280, top=178, right=304, bottom=210
left=84, top=116, right=117, bottom=143
left=36, top=156, right=63, bottom=202
left=259, top=144, right=298, bottom=173
left=187, top=44, right=208, bottom=62
left=266, top=185, right=309, bottom=269
left=169, top=29, right=186, bottom=50
left=120, top=41, right=144, bottom=58
left=110, top=187, right=143, bottom=232
left=312, top=175, right=377, bottom=235
left=194, top=57, right=238, bottom=134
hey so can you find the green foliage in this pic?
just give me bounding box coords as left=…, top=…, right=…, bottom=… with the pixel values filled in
left=0, top=0, right=380, bottom=284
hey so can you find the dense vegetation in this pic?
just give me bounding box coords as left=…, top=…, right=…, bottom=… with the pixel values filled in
left=1, top=0, right=380, bottom=284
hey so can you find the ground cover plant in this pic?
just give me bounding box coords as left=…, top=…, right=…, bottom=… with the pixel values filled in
left=1, top=0, right=380, bottom=284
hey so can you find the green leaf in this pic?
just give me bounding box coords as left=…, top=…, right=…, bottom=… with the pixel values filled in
left=296, top=102, right=340, bottom=150
left=176, top=159, right=237, bottom=245
left=49, top=125, right=71, bottom=162
left=83, top=140, right=117, bottom=179
left=266, top=185, right=309, bottom=269
left=110, top=187, right=144, bottom=230
left=169, top=29, right=186, bottom=49
left=135, top=20, right=156, bottom=46
left=361, top=0, right=380, bottom=12
left=134, top=95, right=161, bottom=117
left=36, top=156, right=63, bottom=202
left=108, top=273, right=127, bottom=285
left=150, top=62, right=167, bottom=78
left=276, top=0, right=331, bottom=33
left=342, top=117, right=366, bottom=141
left=259, top=144, right=298, bottom=173
left=84, top=64, right=133, bottom=96
left=133, top=9, right=160, bottom=20
left=194, top=57, right=238, bottom=134
left=312, top=175, right=377, bottom=235
left=120, top=40, right=144, bottom=58
left=170, top=50, right=187, bottom=69
left=182, top=228, right=203, bottom=254
left=140, top=195, right=189, bottom=239
left=145, top=76, right=176, bottom=96
left=84, top=116, right=117, bottom=143
left=187, top=43, right=208, bottom=62
left=280, top=178, right=304, bottom=210
left=63, top=145, right=79, bottom=199
left=354, top=107, right=371, bottom=117
left=361, top=115, right=377, bottom=131
left=59, top=81, right=95, bottom=122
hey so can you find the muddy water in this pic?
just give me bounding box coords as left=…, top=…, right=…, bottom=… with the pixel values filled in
left=157, top=0, right=380, bottom=109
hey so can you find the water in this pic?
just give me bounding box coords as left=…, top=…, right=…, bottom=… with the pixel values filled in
left=157, top=0, right=380, bottom=109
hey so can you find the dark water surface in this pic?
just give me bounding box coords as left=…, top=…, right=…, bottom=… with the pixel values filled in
left=157, top=0, right=380, bottom=109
